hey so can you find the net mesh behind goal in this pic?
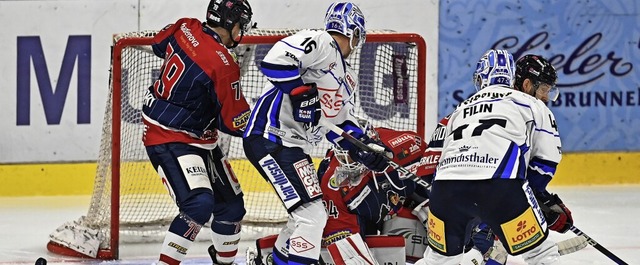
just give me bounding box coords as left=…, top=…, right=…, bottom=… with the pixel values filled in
left=47, top=28, right=426, bottom=259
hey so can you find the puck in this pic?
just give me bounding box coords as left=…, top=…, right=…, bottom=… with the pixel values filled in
left=35, top=257, right=47, bottom=265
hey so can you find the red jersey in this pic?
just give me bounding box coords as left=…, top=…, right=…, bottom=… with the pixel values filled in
left=142, top=18, right=250, bottom=148
left=319, top=127, right=430, bottom=247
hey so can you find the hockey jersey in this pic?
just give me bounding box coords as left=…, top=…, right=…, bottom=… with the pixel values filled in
left=435, top=84, right=562, bottom=186
left=243, top=30, right=364, bottom=153
left=319, top=127, right=431, bottom=247
left=142, top=18, right=251, bottom=148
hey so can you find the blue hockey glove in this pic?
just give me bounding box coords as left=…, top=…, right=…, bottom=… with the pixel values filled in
left=290, top=83, right=321, bottom=129
left=349, top=136, right=390, bottom=172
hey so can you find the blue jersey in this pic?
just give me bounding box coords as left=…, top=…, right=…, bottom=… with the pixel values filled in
left=142, top=18, right=251, bottom=148
left=243, top=30, right=364, bottom=153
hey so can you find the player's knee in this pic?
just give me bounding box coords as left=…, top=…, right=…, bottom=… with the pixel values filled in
left=292, top=200, right=327, bottom=229
left=522, top=239, right=560, bottom=265
left=181, top=192, right=215, bottom=224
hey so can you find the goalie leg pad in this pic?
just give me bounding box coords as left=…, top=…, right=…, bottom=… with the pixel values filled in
left=365, top=235, right=406, bottom=264
left=47, top=217, right=103, bottom=258
left=327, top=234, right=377, bottom=265
left=382, top=211, right=427, bottom=262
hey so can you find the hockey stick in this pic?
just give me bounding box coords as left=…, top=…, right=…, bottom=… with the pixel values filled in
left=569, top=226, right=628, bottom=265
left=320, top=120, right=431, bottom=189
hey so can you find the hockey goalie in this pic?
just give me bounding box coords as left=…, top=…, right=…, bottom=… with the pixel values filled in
left=248, top=122, right=433, bottom=264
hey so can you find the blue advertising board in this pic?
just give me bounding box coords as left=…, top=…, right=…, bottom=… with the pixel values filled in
left=438, top=0, right=639, bottom=152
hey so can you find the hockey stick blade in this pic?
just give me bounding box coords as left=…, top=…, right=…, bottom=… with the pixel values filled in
left=569, top=226, right=628, bottom=265
left=320, top=120, right=431, bottom=189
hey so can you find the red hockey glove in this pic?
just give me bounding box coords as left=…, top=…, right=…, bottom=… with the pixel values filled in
left=536, top=192, right=573, bottom=233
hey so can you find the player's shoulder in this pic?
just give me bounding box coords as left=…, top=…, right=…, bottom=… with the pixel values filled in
left=285, top=29, right=333, bottom=45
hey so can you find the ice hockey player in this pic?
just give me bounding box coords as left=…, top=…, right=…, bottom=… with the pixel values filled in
left=247, top=122, right=432, bottom=265
left=242, top=2, right=390, bottom=264
left=423, top=49, right=575, bottom=265
left=141, top=0, right=253, bottom=264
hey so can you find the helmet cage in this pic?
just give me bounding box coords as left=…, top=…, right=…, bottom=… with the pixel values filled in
left=324, top=2, right=367, bottom=50
left=333, top=147, right=367, bottom=187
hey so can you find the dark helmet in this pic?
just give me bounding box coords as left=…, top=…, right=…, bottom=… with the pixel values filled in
left=514, top=54, right=557, bottom=91
left=206, top=0, right=253, bottom=47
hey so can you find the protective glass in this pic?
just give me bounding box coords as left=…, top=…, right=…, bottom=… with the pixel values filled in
left=536, top=82, right=559, bottom=102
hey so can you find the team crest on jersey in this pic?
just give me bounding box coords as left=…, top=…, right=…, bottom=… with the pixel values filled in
left=328, top=176, right=340, bottom=191
left=228, top=48, right=239, bottom=65
left=319, top=88, right=343, bottom=118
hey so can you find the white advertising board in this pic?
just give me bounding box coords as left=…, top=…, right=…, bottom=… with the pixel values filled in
left=0, top=0, right=438, bottom=163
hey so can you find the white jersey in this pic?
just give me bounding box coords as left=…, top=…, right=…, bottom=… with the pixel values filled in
left=435, top=85, right=562, bottom=181
left=244, top=30, right=362, bottom=152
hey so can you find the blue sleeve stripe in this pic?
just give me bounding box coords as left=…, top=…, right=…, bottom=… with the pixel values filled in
left=260, top=61, right=300, bottom=79
left=267, top=90, right=284, bottom=143
left=493, top=142, right=519, bottom=179
left=530, top=158, right=558, bottom=175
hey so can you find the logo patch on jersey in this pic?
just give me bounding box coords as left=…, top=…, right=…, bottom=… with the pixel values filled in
left=328, top=176, right=340, bottom=191
left=294, top=159, right=322, bottom=198
left=345, top=72, right=357, bottom=92
left=290, top=236, right=315, bottom=253
left=232, top=110, right=250, bottom=129
left=501, top=208, right=544, bottom=254
left=267, top=126, right=286, bottom=137
left=259, top=156, right=300, bottom=209
left=427, top=211, right=447, bottom=253
left=319, top=88, right=343, bottom=118
left=178, top=155, right=212, bottom=190
left=388, top=133, right=414, bottom=148
left=216, top=50, right=230, bottom=66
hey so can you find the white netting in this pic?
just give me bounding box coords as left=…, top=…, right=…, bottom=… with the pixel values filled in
left=49, top=28, right=425, bottom=258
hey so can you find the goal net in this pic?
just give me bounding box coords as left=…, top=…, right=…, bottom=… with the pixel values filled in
left=47, top=28, right=426, bottom=259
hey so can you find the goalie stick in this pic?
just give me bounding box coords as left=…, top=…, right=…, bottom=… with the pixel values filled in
left=569, top=226, right=629, bottom=265
left=320, top=120, right=431, bottom=189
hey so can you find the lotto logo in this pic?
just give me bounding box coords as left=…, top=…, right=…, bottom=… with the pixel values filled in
left=294, top=160, right=322, bottom=198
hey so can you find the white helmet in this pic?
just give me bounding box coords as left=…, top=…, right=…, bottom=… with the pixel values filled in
left=473, top=49, right=515, bottom=90
left=324, top=2, right=367, bottom=50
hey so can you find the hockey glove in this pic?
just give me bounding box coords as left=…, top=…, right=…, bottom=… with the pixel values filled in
left=290, top=83, right=321, bottom=129
left=536, top=192, right=573, bottom=233
left=349, top=136, right=391, bottom=172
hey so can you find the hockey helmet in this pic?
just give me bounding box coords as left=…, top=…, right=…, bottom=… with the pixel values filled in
left=324, top=2, right=367, bottom=50
left=515, top=54, right=559, bottom=102
left=206, top=0, right=253, bottom=45
left=473, top=49, right=515, bottom=90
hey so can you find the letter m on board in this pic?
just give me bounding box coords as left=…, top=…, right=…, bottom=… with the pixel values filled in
left=16, top=36, right=91, bottom=125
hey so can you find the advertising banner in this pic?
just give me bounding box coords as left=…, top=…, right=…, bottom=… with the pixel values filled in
left=438, top=0, right=640, bottom=152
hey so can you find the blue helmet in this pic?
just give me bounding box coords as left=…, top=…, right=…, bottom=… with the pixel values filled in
left=473, top=49, right=515, bottom=90
left=324, top=2, right=366, bottom=49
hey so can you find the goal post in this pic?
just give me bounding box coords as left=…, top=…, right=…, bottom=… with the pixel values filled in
left=47, top=29, right=426, bottom=260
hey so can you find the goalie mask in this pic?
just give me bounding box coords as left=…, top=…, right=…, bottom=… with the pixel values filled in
left=334, top=119, right=379, bottom=187
left=324, top=2, right=367, bottom=50
left=515, top=54, right=559, bottom=102
left=473, top=49, right=515, bottom=91
left=206, top=0, right=253, bottom=48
